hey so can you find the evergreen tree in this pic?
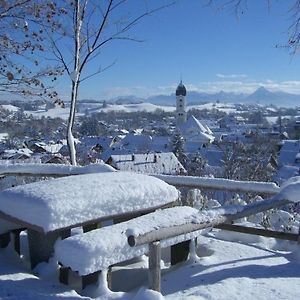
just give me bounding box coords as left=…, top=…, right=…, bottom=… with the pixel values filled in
left=171, top=131, right=188, bottom=167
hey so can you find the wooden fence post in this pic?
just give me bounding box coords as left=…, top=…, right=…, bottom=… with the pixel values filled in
left=298, top=222, right=300, bottom=244
left=148, top=241, right=161, bottom=292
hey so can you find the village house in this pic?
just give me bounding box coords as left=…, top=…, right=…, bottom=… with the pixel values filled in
left=106, top=152, right=186, bottom=175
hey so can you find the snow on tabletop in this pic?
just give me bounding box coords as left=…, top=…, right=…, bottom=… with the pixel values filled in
left=55, top=206, right=205, bottom=275
left=0, top=172, right=179, bottom=232
left=0, top=162, right=116, bottom=175
left=277, top=176, right=300, bottom=203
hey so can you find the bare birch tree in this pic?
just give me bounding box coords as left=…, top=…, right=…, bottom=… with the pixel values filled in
left=42, top=0, right=173, bottom=165
left=0, top=0, right=62, bottom=99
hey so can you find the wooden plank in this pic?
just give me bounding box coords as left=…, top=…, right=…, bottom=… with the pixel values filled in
left=215, top=224, right=299, bottom=241
left=148, top=241, right=161, bottom=292
left=82, top=223, right=99, bottom=233
left=0, top=211, right=44, bottom=233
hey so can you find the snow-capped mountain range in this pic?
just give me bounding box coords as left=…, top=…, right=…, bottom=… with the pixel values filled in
left=112, top=87, right=300, bottom=107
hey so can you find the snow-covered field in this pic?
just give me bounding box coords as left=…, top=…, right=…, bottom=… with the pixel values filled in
left=0, top=230, right=299, bottom=299
left=23, top=101, right=239, bottom=120
left=0, top=104, right=19, bottom=112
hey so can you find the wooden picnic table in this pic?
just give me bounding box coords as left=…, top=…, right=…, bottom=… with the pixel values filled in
left=0, top=171, right=179, bottom=268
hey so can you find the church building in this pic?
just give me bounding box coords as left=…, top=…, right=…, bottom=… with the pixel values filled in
left=175, top=81, right=215, bottom=149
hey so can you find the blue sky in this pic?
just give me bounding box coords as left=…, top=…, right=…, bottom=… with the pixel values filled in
left=56, top=0, right=300, bottom=100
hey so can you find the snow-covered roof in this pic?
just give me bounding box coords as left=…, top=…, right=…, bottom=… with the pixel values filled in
left=181, top=115, right=208, bottom=133
left=1, top=148, right=33, bottom=160
left=115, top=133, right=152, bottom=151
left=108, top=152, right=186, bottom=175
left=0, top=133, right=8, bottom=142
left=33, top=142, right=63, bottom=154
left=274, top=165, right=299, bottom=184
left=278, top=140, right=300, bottom=166
left=0, top=172, right=179, bottom=232
left=79, top=136, right=114, bottom=149
left=186, top=131, right=215, bottom=143
left=180, top=115, right=215, bottom=143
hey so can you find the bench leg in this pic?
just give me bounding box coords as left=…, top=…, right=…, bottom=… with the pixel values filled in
left=171, top=240, right=190, bottom=265
left=82, top=271, right=101, bottom=289
left=81, top=268, right=112, bottom=290
left=107, top=266, right=112, bottom=290
left=11, top=229, right=22, bottom=255
left=28, top=229, right=71, bottom=269
left=59, top=266, right=70, bottom=285
left=0, top=232, right=10, bottom=248
left=149, top=241, right=161, bottom=292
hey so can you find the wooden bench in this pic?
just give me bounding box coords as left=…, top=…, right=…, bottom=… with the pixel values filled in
left=0, top=171, right=179, bottom=269
left=54, top=206, right=201, bottom=290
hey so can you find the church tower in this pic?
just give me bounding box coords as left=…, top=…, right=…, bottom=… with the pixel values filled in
left=176, top=80, right=187, bottom=126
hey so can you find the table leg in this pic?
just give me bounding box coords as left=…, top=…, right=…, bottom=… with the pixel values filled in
left=27, top=229, right=71, bottom=269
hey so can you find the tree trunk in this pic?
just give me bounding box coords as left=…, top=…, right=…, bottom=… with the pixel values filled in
left=67, top=0, right=82, bottom=166
left=67, top=81, right=79, bottom=166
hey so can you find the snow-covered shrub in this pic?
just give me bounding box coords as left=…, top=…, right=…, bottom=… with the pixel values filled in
left=269, top=209, right=299, bottom=233
left=225, top=193, right=247, bottom=206
left=186, top=188, right=221, bottom=210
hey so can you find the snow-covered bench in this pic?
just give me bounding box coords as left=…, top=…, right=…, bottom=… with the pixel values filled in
left=55, top=206, right=201, bottom=290
left=0, top=171, right=179, bottom=268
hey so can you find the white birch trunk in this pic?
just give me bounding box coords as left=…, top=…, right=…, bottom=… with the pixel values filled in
left=67, top=0, right=82, bottom=166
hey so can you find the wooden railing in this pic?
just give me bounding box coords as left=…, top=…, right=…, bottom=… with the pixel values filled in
left=127, top=188, right=300, bottom=291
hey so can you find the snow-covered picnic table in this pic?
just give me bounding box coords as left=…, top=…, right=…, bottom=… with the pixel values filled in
left=0, top=171, right=179, bottom=268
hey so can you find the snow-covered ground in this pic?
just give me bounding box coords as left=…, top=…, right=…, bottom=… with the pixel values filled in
left=24, top=107, right=84, bottom=120
left=23, top=101, right=239, bottom=120
left=0, top=104, right=19, bottom=112
left=0, top=230, right=299, bottom=299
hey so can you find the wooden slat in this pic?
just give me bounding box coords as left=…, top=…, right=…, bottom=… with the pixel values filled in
left=215, top=224, right=299, bottom=241
left=0, top=211, right=44, bottom=233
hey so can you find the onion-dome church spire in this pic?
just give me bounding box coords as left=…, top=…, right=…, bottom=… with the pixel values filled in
left=176, top=80, right=187, bottom=126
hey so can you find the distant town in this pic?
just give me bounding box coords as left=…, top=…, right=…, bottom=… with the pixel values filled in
left=0, top=82, right=299, bottom=189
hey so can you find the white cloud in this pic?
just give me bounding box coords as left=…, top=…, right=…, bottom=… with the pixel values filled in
left=216, top=73, right=248, bottom=79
